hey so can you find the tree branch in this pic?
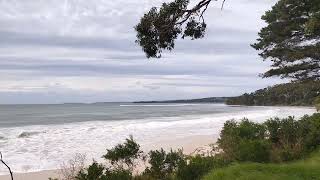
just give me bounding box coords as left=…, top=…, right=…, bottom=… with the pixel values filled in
left=0, top=152, right=13, bottom=180
left=221, top=0, right=226, bottom=10
left=135, top=0, right=227, bottom=58
left=176, top=0, right=212, bottom=25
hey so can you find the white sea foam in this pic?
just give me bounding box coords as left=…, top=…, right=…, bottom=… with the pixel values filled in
left=119, top=104, right=204, bottom=107
left=0, top=106, right=316, bottom=174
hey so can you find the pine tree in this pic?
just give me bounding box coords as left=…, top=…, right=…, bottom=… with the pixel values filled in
left=252, top=0, right=320, bottom=80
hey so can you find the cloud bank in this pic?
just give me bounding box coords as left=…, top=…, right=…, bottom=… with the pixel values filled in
left=0, top=0, right=282, bottom=104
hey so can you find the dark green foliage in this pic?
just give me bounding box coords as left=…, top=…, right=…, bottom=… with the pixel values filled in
left=135, top=0, right=211, bottom=58
left=76, top=162, right=107, bottom=180
left=218, top=119, right=271, bottom=162
left=103, top=135, right=143, bottom=169
left=143, top=149, right=230, bottom=180
left=176, top=155, right=230, bottom=180
left=76, top=137, right=140, bottom=180
left=252, top=0, right=320, bottom=80
left=266, top=117, right=301, bottom=145
left=183, top=18, right=207, bottom=39
left=299, top=114, right=320, bottom=150
left=217, top=114, right=320, bottom=163
left=236, top=139, right=270, bottom=163
left=265, top=117, right=305, bottom=162
left=76, top=162, right=132, bottom=180
left=226, top=81, right=320, bottom=106
left=135, top=97, right=227, bottom=104
left=104, top=169, right=132, bottom=180
left=143, top=149, right=184, bottom=179
left=265, top=114, right=320, bottom=162
left=314, top=96, right=320, bottom=111
left=74, top=137, right=230, bottom=180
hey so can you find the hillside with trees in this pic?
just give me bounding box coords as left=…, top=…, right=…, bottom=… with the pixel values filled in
left=134, top=97, right=227, bottom=103
left=226, top=81, right=320, bottom=106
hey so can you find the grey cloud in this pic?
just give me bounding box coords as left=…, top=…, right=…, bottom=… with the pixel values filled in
left=0, top=57, right=263, bottom=78
left=150, top=82, right=260, bottom=88
left=0, top=27, right=257, bottom=57
left=0, top=0, right=284, bottom=103
left=0, top=31, right=137, bottom=52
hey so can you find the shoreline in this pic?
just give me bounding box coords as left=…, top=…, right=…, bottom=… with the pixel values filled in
left=0, top=106, right=315, bottom=180
left=0, top=135, right=215, bottom=180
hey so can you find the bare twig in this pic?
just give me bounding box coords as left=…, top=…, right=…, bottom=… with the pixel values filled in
left=59, top=153, right=86, bottom=180
left=0, top=152, right=13, bottom=180
left=221, top=0, right=226, bottom=10
left=176, top=0, right=212, bottom=25
left=199, top=1, right=211, bottom=23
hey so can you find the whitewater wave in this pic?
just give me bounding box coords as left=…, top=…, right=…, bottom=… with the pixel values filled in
left=119, top=104, right=206, bottom=107
left=18, top=131, right=46, bottom=138
left=0, top=106, right=315, bottom=174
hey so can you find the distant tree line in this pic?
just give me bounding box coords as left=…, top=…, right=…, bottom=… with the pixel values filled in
left=134, top=97, right=227, bottom=104
left=226, top=81, right=320, bottom=106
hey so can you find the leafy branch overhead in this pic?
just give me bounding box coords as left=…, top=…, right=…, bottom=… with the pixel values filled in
left=135, top=0, right=225, bottom=58
left=136, top=0, right=319, bottom=81
left=252, top=0, right=320, bottom=80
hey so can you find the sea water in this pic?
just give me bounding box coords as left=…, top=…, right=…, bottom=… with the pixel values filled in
left=0, top=103, right=316, bottom=174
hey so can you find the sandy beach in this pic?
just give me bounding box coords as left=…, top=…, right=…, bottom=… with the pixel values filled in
left=0, top=105, right=315, bottom=180
left=0, top=135, right=215, bottom=180
left=0, top=170, right=60, bottom=180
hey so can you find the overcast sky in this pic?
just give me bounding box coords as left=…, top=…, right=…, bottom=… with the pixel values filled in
left=0, top=0, right=283, bottom=104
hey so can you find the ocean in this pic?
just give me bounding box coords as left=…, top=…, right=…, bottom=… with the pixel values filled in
left=0, top=103, right=316, bottom=174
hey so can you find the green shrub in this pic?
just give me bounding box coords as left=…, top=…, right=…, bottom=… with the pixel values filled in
left=217, top=119, right=268, bottom=162
left=103, top=135, right=143, bottom=170
left=216, top=120, right=239, bottom=160
left=299, top=114, right=320, bottom=150
left=105, top=168, right=132, bottom=180
left=75, top=162, right=133, bottom=180
left=314, top=96, right=320, bottom=111
left=76, top=137, right=141, bottom=180
left=176, top=155, right=229, bottom=180
left=236, top=139, right=271, bottom=162
left=217, top=114, right=320, bottom=163
left=265, top=115, right=320, bottom=162
left=265, top=117, right=305, bottom=162
left=76, top=162, right=107, bottom=180
left=143, top=149, right=184, bottom=180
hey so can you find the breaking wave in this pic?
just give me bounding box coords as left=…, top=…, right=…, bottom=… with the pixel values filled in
left=0, top=106, right=315, bottom=174
left=18, top=131, right=45, bottom=138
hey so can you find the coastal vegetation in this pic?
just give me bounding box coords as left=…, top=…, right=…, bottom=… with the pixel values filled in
left=203, top=149, right=320, bottom=180
left=226, top=81, right=320, bottom=106
left=314, top=96, right=320, bottom=111
left=134, top=97, right=227, bottom=104
left=50, top=113, right=320, bottom=180
left=136, top=81, right=320, bottom=107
